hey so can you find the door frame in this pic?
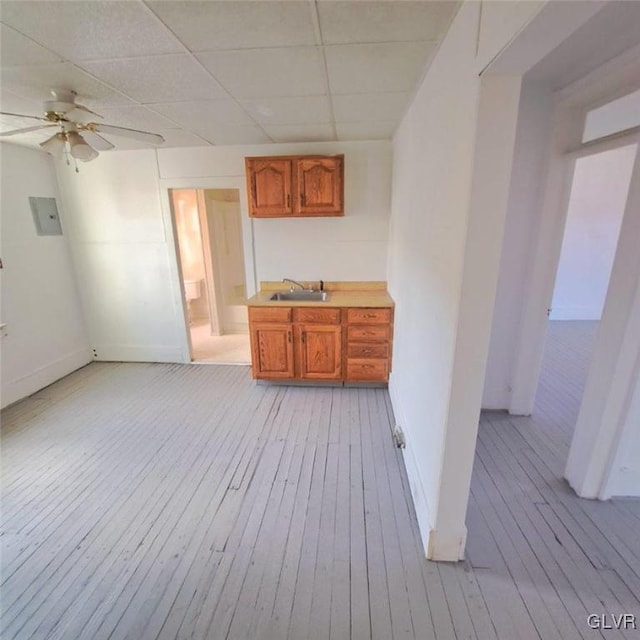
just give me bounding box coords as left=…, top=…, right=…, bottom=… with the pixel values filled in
left=159, top=177, right=257, bottom=363
left=508, top=87, right=640, bottom=416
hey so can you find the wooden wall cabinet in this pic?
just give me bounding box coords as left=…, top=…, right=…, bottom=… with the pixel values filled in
left=246, top=155, right=344, bottom=218
left=248, top=305, right=393, bottom=383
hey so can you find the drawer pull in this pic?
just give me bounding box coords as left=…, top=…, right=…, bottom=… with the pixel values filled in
left=288, top=331, right=292, bottom=343
left=301, top=332, right=306, bottom=344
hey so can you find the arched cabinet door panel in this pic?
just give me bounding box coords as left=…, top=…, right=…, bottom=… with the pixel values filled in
left=297, top=157, right=344, bottom=216
left=246, top=158, right=294, bottom=217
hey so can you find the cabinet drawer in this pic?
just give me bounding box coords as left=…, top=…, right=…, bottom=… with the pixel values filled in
left=346, top=358, right=389, bottom=382
left=347, top=308, right=391, bottom=324
left=347, top=325, right=390, bottom=342
left=293, top=307, right=341, bottom=324
left=249, top=306, right=292, bottom=323
left=347, top=342, right=389, bottom=359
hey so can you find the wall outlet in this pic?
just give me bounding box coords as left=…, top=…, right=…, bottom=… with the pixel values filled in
left=393, top=424, right=406, bottom=449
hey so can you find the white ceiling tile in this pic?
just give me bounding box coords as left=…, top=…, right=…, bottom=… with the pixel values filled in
left=96, top=128, right=209, bottom=150
left=241, top=96, right=332, bottom=125
left=262, top=123, right=335, bottom=143
left=147, top=1, right=316, bottom=51
left=317, top=1, right=458, bottom=44
left=0, top=90, right=44, bottom=118
left=157, top=129, right=211, bottom=148
left=325, top=42, right=434, bottom=94
left=0, top=24, right=63, bottom=67
left=197, top=47, right=326, bottom=98
left=332, top=92, right=409, bottom=123
left=151, top=100, right=256, bottom=127
left=0, top=63, right=134, bottom=107
left=336, top=121, right=397, bottom=141
left=0, top=0, right=183, bottom=61
left=80, top=55, right=228, bottom=103
left=200, top=123, right=272, bottom=146
left=97, top=106, right=179, bottom=132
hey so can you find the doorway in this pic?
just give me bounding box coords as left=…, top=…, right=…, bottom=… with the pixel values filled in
left=535, top=143, right=637, bottom=439
left=170, top=188, right=251, bottom=364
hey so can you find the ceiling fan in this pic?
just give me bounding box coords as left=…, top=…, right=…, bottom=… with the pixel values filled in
left=0, top=89, right=165, bottom=165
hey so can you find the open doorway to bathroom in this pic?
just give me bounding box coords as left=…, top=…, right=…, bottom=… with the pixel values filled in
left=170, top=188, right=251, bottom=364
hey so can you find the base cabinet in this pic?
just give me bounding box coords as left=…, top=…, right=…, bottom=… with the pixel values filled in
left=249, top=305, right=393, bottom=384
left=296, top=324, right=342, bottom=380
left=250, top=323, right=294, bottom=379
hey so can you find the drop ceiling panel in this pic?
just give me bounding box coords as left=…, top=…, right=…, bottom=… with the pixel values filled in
left=197, top=47, right=326, bottom=98
left=147, top=1, right=317, bottom=51
left=97, top=106, right=179, bottom=132
left=325, top=42, right=435, bottom=94
left=0, top=0, right=184, bottom=61
left=336, top=121, right=398, bottom=140
left=194, top=123, right=271, bottom=146
left=1, top=63, right=134, bottom=107
left=0, top=24, right=63, bottom=67
left=0, top=1, right=460, bottom=149
left=95, top=128, right=208, bottom=150
left=332, top=92, right=409, bottom=123
left=263, top=123, right=335, bottom=143
left=151, top=100, right=257, bottom=129
left=317, top=1, right=457, bottom=44
left=80, top=55, right=228, bottom=103
left=241, top=96, right=332, bottom=125
left=0, top=90, right=44, bottom=118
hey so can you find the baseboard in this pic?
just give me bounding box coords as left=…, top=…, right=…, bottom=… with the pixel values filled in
left=1, top=347, right=93, bottom=408
left=388, top=376, right=432, bottom=557
left=92, top=344, right=185, bottom=363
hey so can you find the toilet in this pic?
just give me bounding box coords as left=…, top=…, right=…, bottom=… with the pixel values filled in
left=183, top=279, right=203, bottom=322
left=183, top=279, right=202, bottom=302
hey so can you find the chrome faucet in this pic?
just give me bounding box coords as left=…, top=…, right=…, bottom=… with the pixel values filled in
left=282, top=278, right=310, bottom=292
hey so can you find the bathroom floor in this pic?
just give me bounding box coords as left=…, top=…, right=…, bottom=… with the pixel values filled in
left=189, top=319, right=251, bottom=364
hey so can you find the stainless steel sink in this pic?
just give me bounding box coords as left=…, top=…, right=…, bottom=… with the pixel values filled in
left=269, top=290, right=329, bottom=302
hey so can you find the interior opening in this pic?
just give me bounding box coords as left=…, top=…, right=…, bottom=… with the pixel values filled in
left=534, top=143, right=637, bottom=442
left=170, top=188, right=251, bottom=365
left=582, top=88, right=640, bottom=142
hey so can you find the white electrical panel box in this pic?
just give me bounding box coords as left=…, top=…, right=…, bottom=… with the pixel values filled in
left=29, top=197, right=63, bottom=236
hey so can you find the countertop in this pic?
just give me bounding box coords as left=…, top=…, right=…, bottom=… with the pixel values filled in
left=246, top=281, right=394, bottom=308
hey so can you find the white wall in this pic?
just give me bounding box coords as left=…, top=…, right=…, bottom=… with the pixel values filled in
left=550, top=144, right=636, bottom=320
left=159, top=141, right=391, bottom=283
left=606, top=370, right=640, bottom=498
left=482, top=81, right=555, bottom=409
left=56, top=141, right=391, bottom=363
left=55, top=150, right=186, bottom=363
left=387, top=0, right=541, bottom=560
left=1, top=143, right=91, bottom=408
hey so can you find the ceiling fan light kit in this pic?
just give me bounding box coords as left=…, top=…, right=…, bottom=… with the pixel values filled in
left=0, top=89, right=165, bottom=171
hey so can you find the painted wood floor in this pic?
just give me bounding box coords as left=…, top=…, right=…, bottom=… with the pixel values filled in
left=1, top=320, right=639, bottom=639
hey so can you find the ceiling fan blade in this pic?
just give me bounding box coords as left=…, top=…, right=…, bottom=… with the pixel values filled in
left=90, top=123, right=165, bottom=145
left=71, top=103, right=103, bottom=119
left=80, top=129, right=114, bottom=151
left=0, top=124, right=57, bottom=136
left=0, top=111, right=49, bottom=122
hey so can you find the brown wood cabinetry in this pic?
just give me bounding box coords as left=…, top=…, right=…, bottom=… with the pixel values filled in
left=345, top=307, right=393, bottom=383
left=248, top=304, right=393, bottom=384
left=245, top=155, right=343, bottom=218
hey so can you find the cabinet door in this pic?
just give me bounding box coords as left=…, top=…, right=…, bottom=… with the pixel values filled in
left=297, top=156, right=344, bottom=216
left=296, top=324, right=342, bottom=380
left=250, top=323, right=294, bottom=378
left=246, top=158, right=293, bottom=217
